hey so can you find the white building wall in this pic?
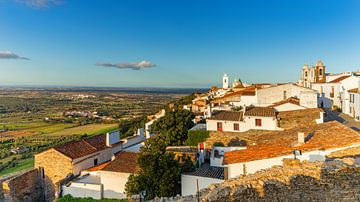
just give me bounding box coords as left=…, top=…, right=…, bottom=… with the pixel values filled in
left=181, top=174, right=224, bottom=196
left=99, top=171, right=130, bottom=199
left=311, top=83, right=341, bottom=108
left=274, top=103, right=306, bottom=112
left=239, top=95, right=257, bottom=106
left=241, top=116, right=279, bottom=131
left=73, top=149, right=112, bottom=175
left=206, top=120, right=242, bottom=132
left=62, top=183, right=103, bottom=200
left=339, top=76, right=360, bottom=115
left=257, top=84, right=316, bottom=106
left=206, top=116, right=279, bottom=132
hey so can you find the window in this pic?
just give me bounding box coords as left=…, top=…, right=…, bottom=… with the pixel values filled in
left=283, top=91, right=287, bottom=100
left=319, top=69, right=323, bottom=76
left=330, top=86, right=334, bottom=98
left=214, top=150, right=220, bottom=158
left=234, top=123, right=239, bottom=131
left=94, top=159, right=98, bottom=166
left=255, top=119, right=262, bottom=127
left=217, top=122, right=223, bottom=131
left=305, top=71, right=308, bottom=77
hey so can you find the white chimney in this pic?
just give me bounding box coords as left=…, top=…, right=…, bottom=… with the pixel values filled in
left=111, top=154, right=116, bottom=161
left=297, top=132, right=305, bottom=145
left=106, top=130, right=120, bottom=147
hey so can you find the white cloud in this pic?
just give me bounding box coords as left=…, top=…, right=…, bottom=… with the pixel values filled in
left=96, top=60, right=156, bottom=70
left=16, top=0, right=63, bottom=8
left=0, top=51, right=29, bottom=60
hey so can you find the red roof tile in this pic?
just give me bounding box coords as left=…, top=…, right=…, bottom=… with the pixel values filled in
left=101, top=152, right=139, bottom=173
left=208, top=110, right=243, bottom=122
left=270, top=97, right=300, bottom=107
left=348, top=88, right=359, bottom=93
left=329, top=75, right=351, bottom=83
left=224, top=121, right=360, bottom=164
left=244, top=107, right=276, bottom=117
left=54, top=134, right=118, bottom=159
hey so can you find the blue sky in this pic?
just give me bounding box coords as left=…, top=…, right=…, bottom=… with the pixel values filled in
left=1, top=0, right=360, bottom=88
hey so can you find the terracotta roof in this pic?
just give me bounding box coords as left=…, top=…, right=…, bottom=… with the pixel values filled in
left=54, top=134, right=121, bottom=159
left=208, top=110, right=243, bottom=122
left=86, top=161, right=111, bottom=172
left=213, top=87, right=256, bottom=102
left=223, top=121, right=360, bottom=164
left=329, top=75, right=351, bottom=83
left=244, top=107, right=276, bottom=117
left=101, top=152, right=139, bottom=173
left=348, top=88, right=359, bottom=93
left=277, top=108, right=323, bottom=129
left=270, top=97, right=300, bottom=107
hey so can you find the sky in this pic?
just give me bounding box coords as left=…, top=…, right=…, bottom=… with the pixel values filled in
left=1, top=0, right=360, bottom=88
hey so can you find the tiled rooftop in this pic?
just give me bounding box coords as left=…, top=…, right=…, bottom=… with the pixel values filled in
left=244, top=107, right=276, bottom=117
left=270, top=97, right=300, bottom=107
left=185, top=165, right=224, bottom=179
left=101, top=152, right=139, bottom=174
left=54, top=134, right=122, bottom=159
left=329, top=75, right=351, bottom=83
left=224, top=121, right=360, bottom=164
left=208, top=110, right=243, bottom=122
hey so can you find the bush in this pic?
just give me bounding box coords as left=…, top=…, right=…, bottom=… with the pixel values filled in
left=185, top=130, right=209, bottom=146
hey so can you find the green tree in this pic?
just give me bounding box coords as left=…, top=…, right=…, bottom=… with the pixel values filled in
left=150, top=108, right=195, bottom=146
left=125, top=138, right=180, bottom=199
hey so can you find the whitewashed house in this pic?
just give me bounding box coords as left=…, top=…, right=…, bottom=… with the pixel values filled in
left=348, top=86, right=360, bottom=121
left=206, top=107, right=281, bottom=132
left=311, top=75, right=360, bottom=112
left=62, top=152, right=138, bottom=200
left=222, top=121, right=360, bottom=179
left=256, top=83, right=318, bottom=108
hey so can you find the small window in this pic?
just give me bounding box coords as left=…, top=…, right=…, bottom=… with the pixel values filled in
left=255, top=119, right=262, bottom=127
left=234, top=123, right=239, bottom=131
left=214, top=150, right=220, bottom=158
left=283, top=91, right=287, bottom=100
left=94, top=159, right=98, bottom=166
left=319, top=69, right=323, bottom=76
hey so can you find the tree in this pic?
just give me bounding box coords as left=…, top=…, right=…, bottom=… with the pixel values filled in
left=150, top=108, right=195, bottom=146
left=125, top=108, right=196, bottom=199
left=125, top=137, right=180, bottom=199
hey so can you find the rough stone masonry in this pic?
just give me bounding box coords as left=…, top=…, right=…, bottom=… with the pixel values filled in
left=152, top=157, right=360, bottom=202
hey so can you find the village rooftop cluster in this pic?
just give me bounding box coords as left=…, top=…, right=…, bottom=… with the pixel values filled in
left=7, top=60, right=360, bottom=200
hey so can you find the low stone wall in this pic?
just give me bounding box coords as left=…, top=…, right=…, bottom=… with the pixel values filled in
left=151, top=157, right=360, bottom=202
left=1, top=168, right=45, bottom=202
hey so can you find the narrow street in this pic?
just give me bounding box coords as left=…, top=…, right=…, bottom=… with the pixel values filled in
left=324, top=109, right=360, bottom=132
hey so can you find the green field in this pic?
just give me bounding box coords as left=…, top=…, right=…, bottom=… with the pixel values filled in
left=0, top=158, right=34, bottom=176
left=36, top=123, right=118, bottom=138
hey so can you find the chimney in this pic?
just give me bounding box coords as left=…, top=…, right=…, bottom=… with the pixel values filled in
left=297, top=132, right=305, bottom=145
left=106, top=130, right=120, bottom=147
left=111, top=154, right=116, bottom=161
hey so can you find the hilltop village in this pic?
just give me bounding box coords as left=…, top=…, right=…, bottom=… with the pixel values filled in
left=3, top=60, right=360, bottom=201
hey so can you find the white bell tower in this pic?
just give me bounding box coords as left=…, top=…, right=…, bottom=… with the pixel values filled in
left=223, top=73, right=229, bottom=89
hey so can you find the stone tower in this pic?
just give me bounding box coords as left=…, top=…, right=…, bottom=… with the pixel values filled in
left=223, top=73, right=229, bottom=89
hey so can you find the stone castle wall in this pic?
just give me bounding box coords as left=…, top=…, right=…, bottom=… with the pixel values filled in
left=1, top=169, right=44, bottom=202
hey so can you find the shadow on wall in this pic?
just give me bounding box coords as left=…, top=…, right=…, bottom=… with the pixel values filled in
left=201, top=158, right=360, bottom=201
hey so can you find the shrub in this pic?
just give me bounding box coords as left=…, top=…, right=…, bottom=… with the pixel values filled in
left=185, top=130, right=209, bottom=146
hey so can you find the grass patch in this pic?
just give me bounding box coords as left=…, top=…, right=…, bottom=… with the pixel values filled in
left=0, top=158, right=34, bottom=176
left=37, top=123, right=118, bottom=138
